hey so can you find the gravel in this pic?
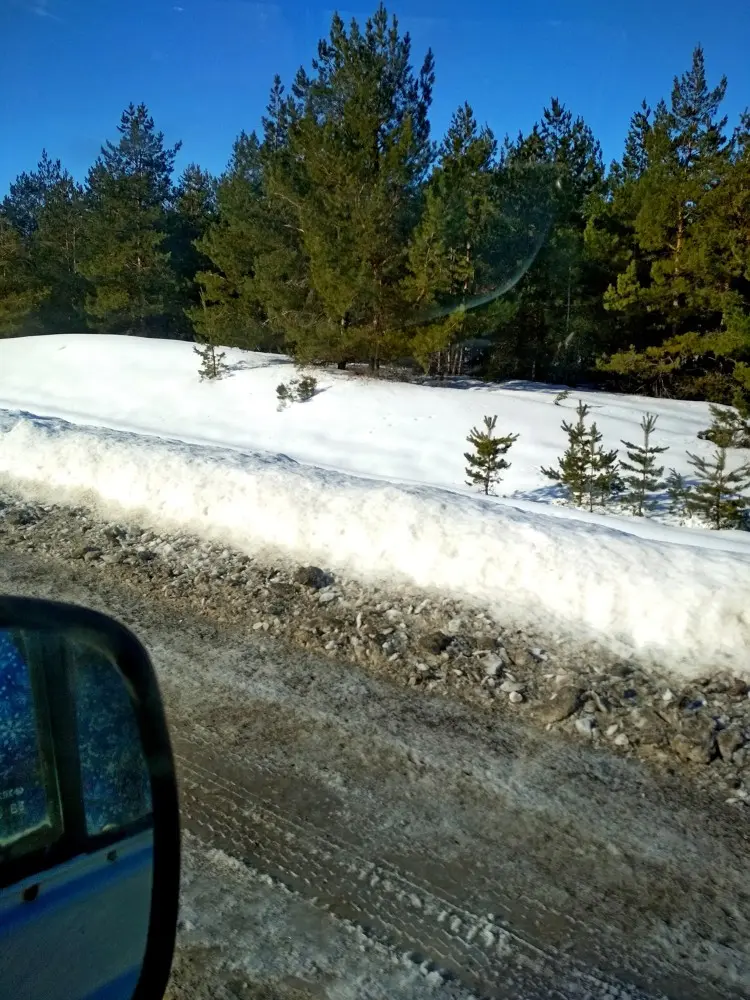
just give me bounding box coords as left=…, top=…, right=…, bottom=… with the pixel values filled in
left=0, top=485, right=748, bottom=809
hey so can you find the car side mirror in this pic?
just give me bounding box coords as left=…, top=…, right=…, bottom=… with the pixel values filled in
left=0, top=597, right=180, bottom=1000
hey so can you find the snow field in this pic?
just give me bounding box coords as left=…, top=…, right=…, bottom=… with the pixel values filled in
left=1, top=333, right=749, bottom=677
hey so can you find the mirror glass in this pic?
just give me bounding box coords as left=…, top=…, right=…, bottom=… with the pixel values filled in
left=73, top=642, right=152, bottom=838
left=0, top=630, right=61, bottom=856
left=0, top=625, right=154, bottom=1000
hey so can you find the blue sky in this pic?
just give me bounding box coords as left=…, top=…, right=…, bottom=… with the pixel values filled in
left=2, top=0, right=750, bottom=193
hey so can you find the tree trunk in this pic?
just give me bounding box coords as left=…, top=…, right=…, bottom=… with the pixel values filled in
left=337, top=360, right=347, bottom=370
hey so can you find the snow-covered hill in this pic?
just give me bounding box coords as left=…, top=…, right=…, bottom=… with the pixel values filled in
left=1, top=333, right=748, bottom=676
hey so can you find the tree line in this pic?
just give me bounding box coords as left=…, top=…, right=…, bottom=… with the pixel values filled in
left=1, top=4, right=749, bottom=412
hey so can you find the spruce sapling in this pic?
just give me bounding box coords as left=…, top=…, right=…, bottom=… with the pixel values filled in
left=464, top=415, right=518, bottom=495
left=685, top=447, right=750, bottom=529
left=554, top=388, right=571, bottom=406
left=665, top=469, right=689, bottom=519
left=620, top=413, right=668, bottom=515
left=541, top=400, right=591, bottom=507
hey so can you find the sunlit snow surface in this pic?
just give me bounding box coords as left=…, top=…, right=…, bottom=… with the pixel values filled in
left=1, top=334, right=748, bottom=677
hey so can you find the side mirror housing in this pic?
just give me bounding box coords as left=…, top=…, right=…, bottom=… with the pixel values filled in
left=0, top=597, right=180, bottom=1000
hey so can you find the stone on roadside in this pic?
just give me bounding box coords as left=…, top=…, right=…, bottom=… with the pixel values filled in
left=575, top=716, right=596, bottom=737
left=482, top=654, right=504, bottom=677
left=670, top=732, right=716, bottom=765
left=419, top=631, right=452, bottom=655
left=540, top=686, right=581, bottom=724
left=294, top=566, right=331, bottom=590
left=716, top=728, right=745, bottom=761
left=473, top=635, right=498, bottom=652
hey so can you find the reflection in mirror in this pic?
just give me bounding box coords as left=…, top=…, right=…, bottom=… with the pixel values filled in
left=0, top=625, right=155, bottom=1000
left=72, top=641, right=152, bottom=838
left=0, top=630, right=62, bottom=859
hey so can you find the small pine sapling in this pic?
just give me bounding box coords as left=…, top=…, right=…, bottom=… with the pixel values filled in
left=277, top=374, right=319, bottom=409
left=194, top=291, right=229, bottom=381
left=464, top=415, right=519, bottom=495
left=665, top=469, right=689, bottom=519
left=697, top=403, right=750, bottom=449
left=276, top=382, right=293, bottom=410
left=541, top=400, right=592, bottom=507
left=295, top=375, right=318, bottom=401
left=685, top=447, right=750, bottom=529
left=554, top=388, right=571, bottom=406
left=586, top=421, right=620, bottom=510
left=195, top=341, right=229, bottom=381
left=620, top=413, right=668, bottom=515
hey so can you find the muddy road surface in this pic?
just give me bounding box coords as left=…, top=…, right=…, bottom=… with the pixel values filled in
left=2, top=548, right=748, bottom=1000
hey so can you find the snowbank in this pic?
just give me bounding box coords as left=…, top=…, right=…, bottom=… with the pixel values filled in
left=0, top=332, right=728, bottom=499
left=1, top=408, right=748, bottom=678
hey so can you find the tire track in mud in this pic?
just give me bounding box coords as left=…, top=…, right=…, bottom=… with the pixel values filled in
left=174, top=735, right=663, bottom=1000
left=173, top=728, right=747, bottom=1000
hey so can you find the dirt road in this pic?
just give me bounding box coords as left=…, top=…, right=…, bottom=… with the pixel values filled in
left=2, top=547, right=749, bottom=999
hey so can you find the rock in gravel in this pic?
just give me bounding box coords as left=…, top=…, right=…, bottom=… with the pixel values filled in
left=499, top=679, right=524, bottom=694
left=419, top=631, right=452, bottom=655
left=729, top=677, right=749, bottom=699
left=631, top=708, right=669, bottom=747
left=508, top=690, right=524, bottom=704
left=474, top=635, right=498, bottom=652
left=670, top=732, right=716, bottom=765
left=482, top=653, right=504, bottom=677
left=716, top=728, right=745, bottom=761
left=447, top=635, right=474, bottom=657
left=575, top=716, right=596, bottom=737
left=293, top=566, right=332, bottom=590
left=541, top=686, right=581, bottom=724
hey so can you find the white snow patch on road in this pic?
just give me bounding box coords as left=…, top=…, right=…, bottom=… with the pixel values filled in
left=0, top=333, right=749, bottom=678
left=176, top=832, right=473, bottom=1000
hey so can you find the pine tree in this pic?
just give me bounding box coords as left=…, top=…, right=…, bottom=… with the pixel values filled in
left=685, top=447, right=750, bottom=529
left=585, top=421, right=620, bottom=510
left=1, top=149, right=64, bottom=240
left=0, top=216, right=42, bottom=335
left=2, top=151, right=87, bottom=332
left=542, top=400, right=619, bottom=509
left=541, top=400, right=592, bottom=506
left=260, top=5, right=436, bottom=369
left=698, top=403, right=750, bottom=448
left=192, top=130, right=287, bottom=352
left=595, top=47, right=734, bottom=396
left=620, top=413, right=668, bottom=514
left=169, top=164, right=216, bottom=336
left=193, top=291, right=228, bottom=380
left=464, top=415, right=518, bottom=495
left=666, top=469, right=689, bottom=518
left=404, top=103, right=499, bottom=374
left=81, top=103, right=181, bottom=335
left=492, top=99, right=604, bottom=383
